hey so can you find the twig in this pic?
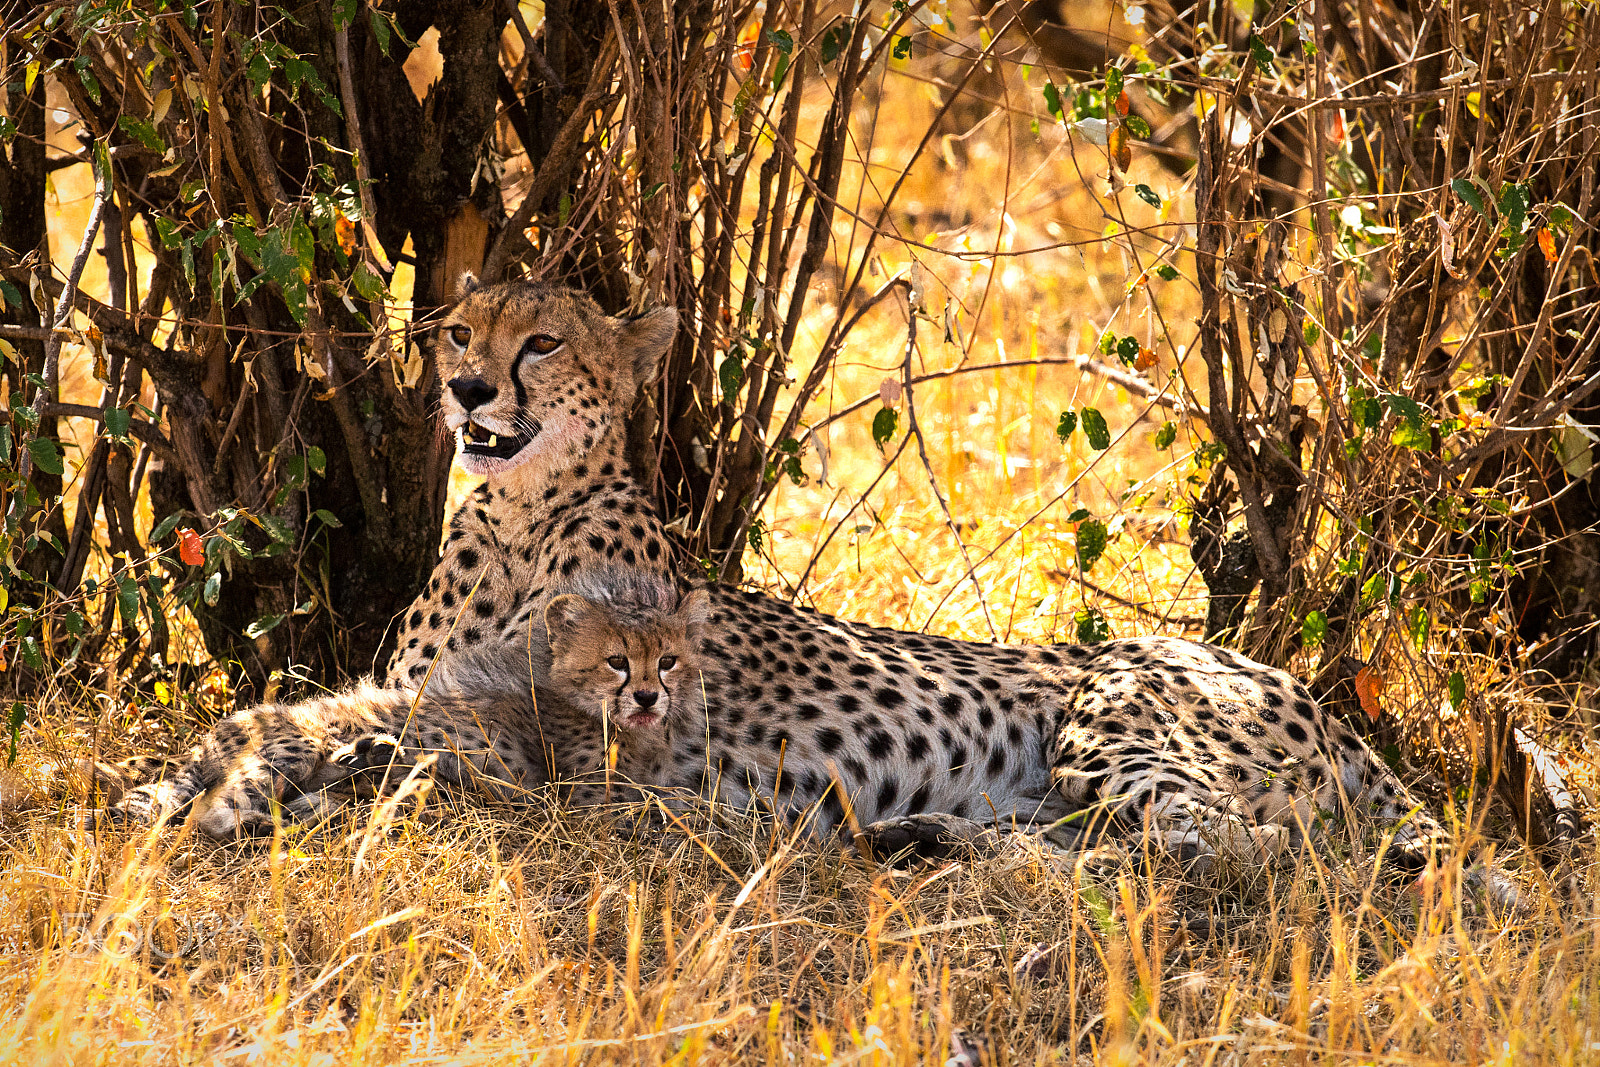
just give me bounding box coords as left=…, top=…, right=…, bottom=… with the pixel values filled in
left=480, top=29, right=619, bottom=281
left=18, top=157, right=110, bottom=482
left=41, top=403, right=177, bottom=460
left=333, top=19, right=394, bottom=273
left=1042, top=567, right=1207, bottom=628
left=900, top=298, right=998, bottom=642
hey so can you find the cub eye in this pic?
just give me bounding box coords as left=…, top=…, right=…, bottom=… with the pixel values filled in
left=658, top=655, right=677, bottom=671
left=606, top=656, right=629, bottom=671
left=448, top=325, right=472, bottom=348
left=527, top=334, right=562, bottom=355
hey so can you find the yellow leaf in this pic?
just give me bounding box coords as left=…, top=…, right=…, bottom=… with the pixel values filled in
left=1465, top=91, right=1481, bottom=118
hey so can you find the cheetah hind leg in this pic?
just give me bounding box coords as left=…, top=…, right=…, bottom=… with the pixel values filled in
left=190, top=736, right=351, bottom=841
left=851, top=812, right=1004, bottom=867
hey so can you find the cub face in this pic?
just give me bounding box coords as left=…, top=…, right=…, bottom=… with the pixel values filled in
left=544, top=589, right=710, bottom=729
left=437, top=275, right=677, bottom=478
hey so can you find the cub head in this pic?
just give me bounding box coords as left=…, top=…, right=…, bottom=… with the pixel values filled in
left=437, top=275, right=677, bottom=478
left=544, top=588, right=710, bottom=729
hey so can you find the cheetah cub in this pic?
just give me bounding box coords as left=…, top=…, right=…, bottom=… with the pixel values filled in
left=541, top=582, right=710, bottom=801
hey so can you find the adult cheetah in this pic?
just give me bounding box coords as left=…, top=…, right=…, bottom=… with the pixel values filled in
left=100, top=279, right=1512, bottom=897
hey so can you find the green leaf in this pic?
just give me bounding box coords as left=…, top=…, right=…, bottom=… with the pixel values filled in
left=1390, top=420, right=1432, bottom=451
left=312, top=508, right=343, bottom=529
left=244, top=613, right=286, bottom=639
left=1075, top=518, right=1108, bottom=571
left=306, top=446, right=327, bottom=477
left=27, top=437, right=63, bottom=475
left=1448, top=670, right=1466, bottom=711
left=1074, top=607, right=1110, bottom=643
left=1133, top=183, right=1161, bottom=209
left=0, top=279, right=21, bottom=309
left=820, top=21, right=851, bottom=64
left=117, top=115, right=165, bottom=153
left=1301, top=610, right=1328, bottom=647
left=104, top=407, right=131, bottom=441
left=117, top=574, right=140, bottom=628
left=1115, top=335, right=1140, bottom=366
left=203, top=571, right=222, bottom=607
left=369, top=9, right=393, bottom=55
left=1155, top=264, right=1179, bottom=281
left=718, top=350, right=744, bottom=400
left=1408, top=605, right=1430, bottom=649
left=1056, top=410, right=1077, bottom=442
left=1247, top=33, right=1275, bottom=74
left=1350, top=395, right=1381, bottom=429
left=1451, top=178, right=1486, bottom=217
left=1080, top=407, right=1111, bottom=450
left=351, top=261, right=387, bottom=302
left=258, top=514, right=296, bottom=545
left=766, top=29, right=793, bottom=54
left=1042, top=82, right=1063, bottom=120
left=892, top=35, right=912, bottom=60
left=871, top=407, right=899, bottom=450
left=1497, top=182, right=1530, bottom=233
left=5, top=701, right=22, bottom=767
left=331, top=0, right=357, bottom=30
left=1153, top=421, right=1177, bottom=449
left=150, top=513, right=185, bottom=543
left=1123, top=115, right=1152, bottom=139
left=1105, top=65, right=1124, bottom=100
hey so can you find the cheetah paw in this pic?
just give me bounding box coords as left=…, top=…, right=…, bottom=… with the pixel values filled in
left=853, top=813, right=1002, bottom=867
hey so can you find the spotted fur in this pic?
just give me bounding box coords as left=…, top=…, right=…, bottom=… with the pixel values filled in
left=95, top=281, right=1511, bottom=899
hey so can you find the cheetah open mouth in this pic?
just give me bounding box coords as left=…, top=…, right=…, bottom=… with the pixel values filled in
left=461, top=419, right=537, bottom=460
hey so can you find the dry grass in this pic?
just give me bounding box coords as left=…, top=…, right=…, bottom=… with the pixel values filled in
left=6, top=5, right=1600, bottom=1064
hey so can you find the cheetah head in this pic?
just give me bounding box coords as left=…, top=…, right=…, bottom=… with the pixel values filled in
left=437, top=275, right=677, bottom=479
left=544, top=588, right=710, bottom=729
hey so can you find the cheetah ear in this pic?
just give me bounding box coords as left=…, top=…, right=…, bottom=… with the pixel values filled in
left=615, top=306, right=678, bottom=385
left=677, top=588, right=711, bottom=639
left=544, top=594, right=604, bottom=648
left=456, top=272, right=481, bottom=300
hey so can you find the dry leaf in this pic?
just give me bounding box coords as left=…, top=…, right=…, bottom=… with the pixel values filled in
left=1109, top=125, right=1132, bottom=171
left=334, top=212, right=357, bottom=257
left=878, top=377, right=903, bottom=407
left=1435, top=213, right=1459, bottom=278
left=177, top=527, right=205, bottom=567
left=1354, top=665, right=1384, bottom=721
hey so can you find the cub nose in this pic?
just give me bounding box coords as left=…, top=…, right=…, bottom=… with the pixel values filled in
left=448, top=376, right=498, bottom=411
left=633, top=690, right=659, bottom=708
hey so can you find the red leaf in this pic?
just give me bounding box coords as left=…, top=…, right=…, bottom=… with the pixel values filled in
left=1538, top=226, right=1558, bottom=264
left=178, top=527, right=205, bottom=567
left=1354, top=666, right=1384, bottom=721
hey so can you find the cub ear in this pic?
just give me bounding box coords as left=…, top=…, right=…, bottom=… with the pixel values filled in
left=456, top=272, right=481, bottom=300
left=544, top=594, right=603, bottom=649
left=616, top=306, right=678, bottom=385
left=677, top=588, right=711, bottom=639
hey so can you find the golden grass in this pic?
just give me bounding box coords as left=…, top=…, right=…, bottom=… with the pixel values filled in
left=7, top=22, right=1600, bottom=1067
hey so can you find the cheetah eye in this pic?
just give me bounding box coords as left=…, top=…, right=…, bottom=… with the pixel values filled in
left=448, top=325, right=472, bottom=348
left=658, top=655, right=677, bottom=671
left=606, top=656, right=629, bottom=672
left=525, top=334, right=562, bottom=356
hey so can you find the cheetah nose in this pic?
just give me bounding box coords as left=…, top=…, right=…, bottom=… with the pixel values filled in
left=633, top=690, right=659, bottom=708
left=448, top=376, right=498, bottom=411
